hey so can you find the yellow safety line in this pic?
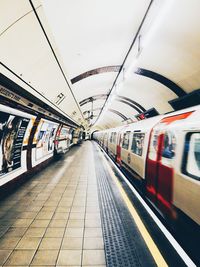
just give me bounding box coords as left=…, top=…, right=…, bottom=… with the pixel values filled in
left=102, top=154, right=168, bottom=267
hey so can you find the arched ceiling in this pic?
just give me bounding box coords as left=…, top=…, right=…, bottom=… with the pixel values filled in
left=0, top=0, right=200, bottom=131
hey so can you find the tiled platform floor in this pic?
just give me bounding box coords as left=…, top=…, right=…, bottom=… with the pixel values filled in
left=0, top=142, right=106, bottom=267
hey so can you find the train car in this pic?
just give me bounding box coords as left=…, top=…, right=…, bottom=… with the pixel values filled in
left=102, top=130, right=109, bottom=152
left=145, top=107, right=200, bottom=224
left=116, top=116, right=163, bottom=178
left=94, top=105, right=200, bottom=227
left=107, top=125, right=126, bottom=161
left=99, top=132, right=104, bottom=146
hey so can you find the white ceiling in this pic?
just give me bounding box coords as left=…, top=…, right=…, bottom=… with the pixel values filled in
left=0, top=0, right=85, bottom=126
left=0, top=0, right=200, bottom=130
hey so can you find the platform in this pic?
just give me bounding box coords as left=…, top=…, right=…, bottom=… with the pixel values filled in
left=0, top=142, right=194, bottom=266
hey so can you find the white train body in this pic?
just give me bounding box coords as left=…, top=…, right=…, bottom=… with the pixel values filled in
left=94, top=106, right=200, bottom=226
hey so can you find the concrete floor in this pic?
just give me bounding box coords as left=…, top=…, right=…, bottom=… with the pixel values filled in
left=0, top=142, right=106, bottom=267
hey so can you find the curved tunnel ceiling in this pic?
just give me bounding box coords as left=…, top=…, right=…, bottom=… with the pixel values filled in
left=0, top=0, right=200, bottom=131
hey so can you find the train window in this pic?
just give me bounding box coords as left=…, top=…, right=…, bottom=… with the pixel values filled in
left=110, top=132, right=116, bottom=143
left=162, top=131, right=176, bottom=159
left=182, top=133, right=200, bottom=180
left=122, top=131, right=130, bottom=150
left=148, top=130, right=159, bottom=160
left=112, top=132, right=117, bottom=143
left=131, top=133, right=145, bottom=156
left=110, top=133, right=113, bottom=143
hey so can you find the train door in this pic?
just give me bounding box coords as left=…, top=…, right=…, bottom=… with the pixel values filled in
left=146, top=129, right=161, bottom=203
left=121, top=131, right=131, bottom=164
left=146, top=112, right=193, bottom=217
left=146, top=128, right=175, bottom=216
left=108, top=132, right=115, bottom=158
left=157, top=131, right=176, bottom=216
left=112, top=132, right=117, bottom=159
left=116, top=132, right=123, bottom=165
left=103, top=132, right=108, bottom=152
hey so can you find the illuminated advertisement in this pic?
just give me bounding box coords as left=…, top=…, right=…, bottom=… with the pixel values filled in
left=35, top=120, right=58, bottom=160
left=0, top=111, right=30, bottom=176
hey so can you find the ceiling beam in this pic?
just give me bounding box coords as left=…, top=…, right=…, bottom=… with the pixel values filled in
left=135, top=68, right=186, bottom=97
left=79, top=94, right=145, bottom=115
left=71, top=65, right=121, bottom=84
left=79, top=94, right=108, bottom=106
left=117, top=95, right=146, bottom=112
left=108, top=109, right=128, bottom=121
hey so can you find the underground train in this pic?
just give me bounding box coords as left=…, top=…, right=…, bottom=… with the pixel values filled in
left=93, top=105, right=200, bottom=228
left=0, top=85, right=82, bottom=192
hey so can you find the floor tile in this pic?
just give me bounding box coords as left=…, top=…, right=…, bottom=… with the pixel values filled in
left=85, top=213, right=101, bottom=220
left=56, top=207, right=70, bottom=213
left=25, top=228, right=46, bottom=237
left=3, top=227, right=27, bottom=237
left=31, top=250, right=59, bottom=265
left=71, top=207, right=85, bottom=213
left=39, top=238, right=62, bottom=249
left=36, top=212, right=54, bottom=220
left=0, top=228, right=9, bottom=237
left=17, top=212, right=38, bottom=219
left=84, top=228, right=102, bottom=238
left=5, top=250, right=35, bottom=265
left=82, top=250, right=106, bottom=266
left=49, top=220, right=67, bottom=228
left=86, top=202, right=99, bottom=207
left=83, top=238, right=104, bottom=249
left=62, top=237, right=82, bottom=250
left=16, top=237, right=41, bottom=250
left=67, top=220, right=84, bottom=228
left=44, top=228, right=65, bottom=238
left=31, top=220, right=50, bottom=228
left=53, top=213, right=69, bottom=220
left=27, top=206, right=42, bottom=212
left=41, top=206, right=56, bottom=212
left=57, top=250, right=82, bottom=266
left=44, top=202, right=58, bottom=207
left=72, top=202, right=85, bottom=207
left=64, top=228, right=84, bottom=238
left=69, top=213, right=85, bottom=220
left=0, top=237, right=20, bottom=249
left=86, top=207, right=100, bottom=213
left=0, top=250, right=12, bottom=265
left=85, top=219, right=101, bottom=228
left=12, top=219, right=33, bottom=228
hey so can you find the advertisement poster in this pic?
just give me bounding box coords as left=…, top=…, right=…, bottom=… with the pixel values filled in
left=35, top=120, right=58, bottom=160
left=0, top=111, right=30, bottom=177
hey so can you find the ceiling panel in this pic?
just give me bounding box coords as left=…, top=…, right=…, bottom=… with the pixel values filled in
left=1, top=0, right=199, bottom=131
left=0, top=0, right=85, bottom=125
